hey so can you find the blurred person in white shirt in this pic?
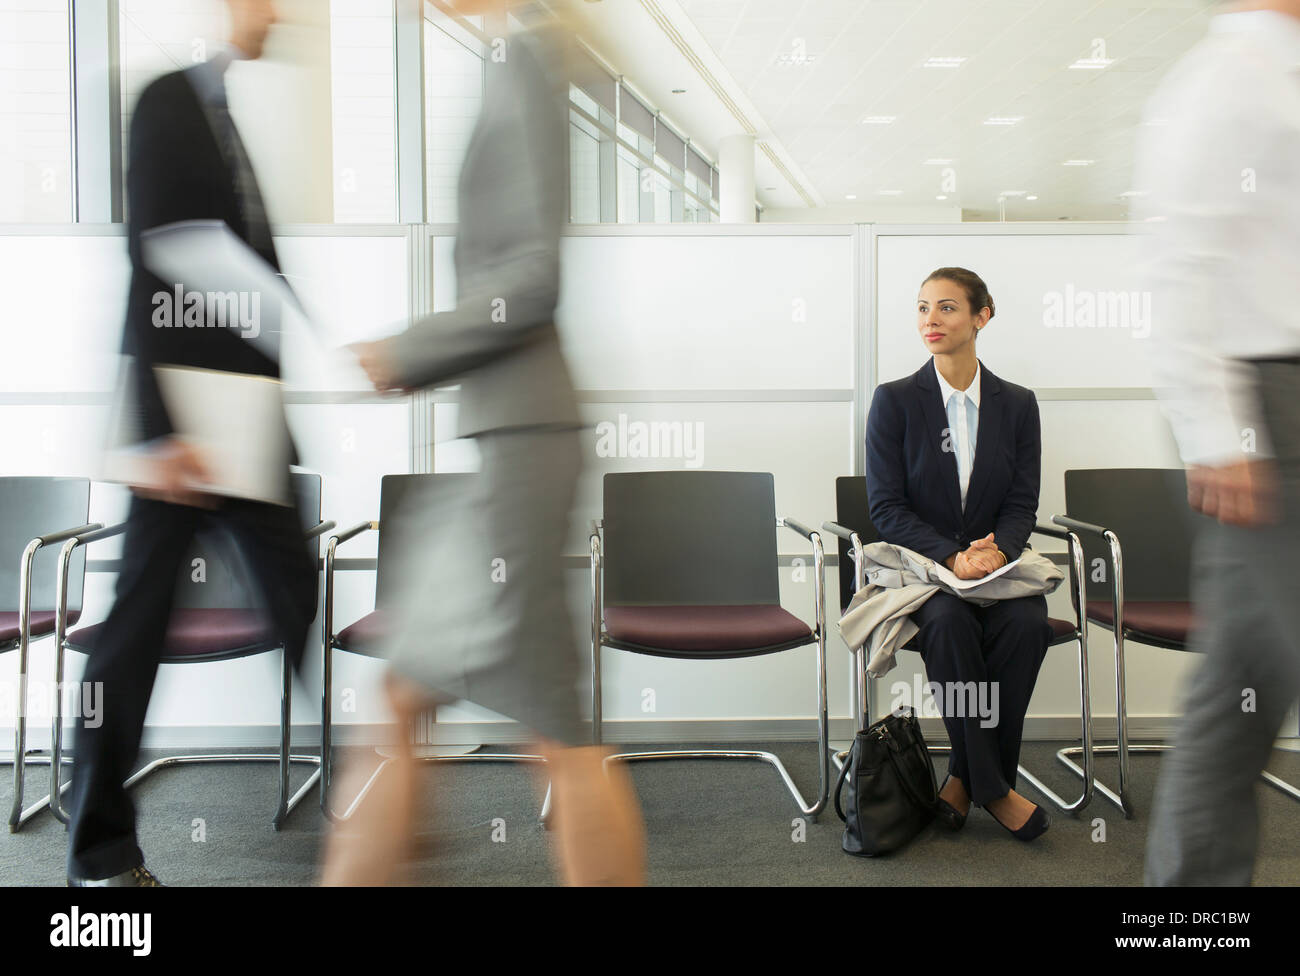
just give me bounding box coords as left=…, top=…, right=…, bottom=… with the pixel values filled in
left=1138, top=0, right=1300, bottom=885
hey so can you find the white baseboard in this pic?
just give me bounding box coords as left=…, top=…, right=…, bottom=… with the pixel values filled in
left=5, top=714, right=1295, bottom=751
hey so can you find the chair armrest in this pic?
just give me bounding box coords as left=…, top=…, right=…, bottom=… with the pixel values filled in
left=66, top=521, right=128, bottom=546
left=1051, top=514, right=1112, bottom=538
left=819, top=520, right=858, bottom=544
left=780, top=516, right=818, bottom=541
left=305, top=519, right=337, bottom=541
left=780, top=517, right=827, bottom=635
left=327, top=520, right=378, bottom=549
left=35, top=522, right=102, bottom=547
left=1030, top=523, right=1073, bottom=543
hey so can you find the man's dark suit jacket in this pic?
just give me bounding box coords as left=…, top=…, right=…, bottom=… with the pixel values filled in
left=865, top=359, right=1042, bottom=566
left=122, top=66, right=282, bottom=445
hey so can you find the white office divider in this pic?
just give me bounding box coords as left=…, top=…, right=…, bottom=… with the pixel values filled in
left=0, top=219, right=1213, bottom=748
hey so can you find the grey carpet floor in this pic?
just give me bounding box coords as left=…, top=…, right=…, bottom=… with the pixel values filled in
left=4, top=741, right=1299, bottom=886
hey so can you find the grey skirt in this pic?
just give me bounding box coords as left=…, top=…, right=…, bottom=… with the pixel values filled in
left=382, top=427, right=584, bottom=745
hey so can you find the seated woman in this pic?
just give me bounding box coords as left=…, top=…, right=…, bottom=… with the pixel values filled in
left=865, top=267, right=1052, bottom=841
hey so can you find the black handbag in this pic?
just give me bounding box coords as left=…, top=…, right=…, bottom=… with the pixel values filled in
left=833, top=706, right=938, bottom=856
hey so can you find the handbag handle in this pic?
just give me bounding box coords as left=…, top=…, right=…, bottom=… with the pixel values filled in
left=832, top=741, right=854, bottom=823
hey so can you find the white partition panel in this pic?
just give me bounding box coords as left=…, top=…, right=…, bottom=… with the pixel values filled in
left=1, top=233, right=129, bottom=393
left=276, top=231, right=411, bottom=392
left=557, top=230, right=855, bottom=391
left=875, top=229, right=1154, bottom=390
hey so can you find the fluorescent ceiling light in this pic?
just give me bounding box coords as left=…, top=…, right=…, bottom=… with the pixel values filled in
left=984, top=116, right=1023, bottom=125
left=924, top=56, right=966, bottom=68
left=1069, top=57, right=1113, bottom=70
left=862, top=116, right=896, bottom=124
left=1063, top=159, right=1096, bottom=166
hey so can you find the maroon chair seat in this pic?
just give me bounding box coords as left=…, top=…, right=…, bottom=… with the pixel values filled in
left=1048, top=616, right=1077, bottom=642
left=334, top=610, right=389, bottom=657
left=0, top=610, right=82, bottom=649
left=603, top=604, right=813, bottom=658
left=68, top=609, right=277, bottom=664
left=1085, top=599, right=1196, bottom=646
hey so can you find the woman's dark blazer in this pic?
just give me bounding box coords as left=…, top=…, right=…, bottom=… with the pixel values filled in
left=865, top=359, right=1042, bottom=566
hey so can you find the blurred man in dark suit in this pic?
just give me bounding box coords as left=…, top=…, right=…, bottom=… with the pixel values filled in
left=66, top=0, right=317, bottom=886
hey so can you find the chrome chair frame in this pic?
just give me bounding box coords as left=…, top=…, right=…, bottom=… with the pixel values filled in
left=590, top=516, right=832, bottom=820
left=5, top=521, right=101, bottom=831
left=821, top=520, right=1095, bottom=816
left=47, top=516, right=337, bottom=831
left=320, top=519, right=552, bottom=824
left=1051, top=513, right=1300, bottom=818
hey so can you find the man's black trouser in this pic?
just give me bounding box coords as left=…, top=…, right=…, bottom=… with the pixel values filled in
left=65, top=493, right=317, bottom=881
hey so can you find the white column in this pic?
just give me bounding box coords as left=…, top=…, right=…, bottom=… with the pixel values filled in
left=717, top=133, right=756, bottom=224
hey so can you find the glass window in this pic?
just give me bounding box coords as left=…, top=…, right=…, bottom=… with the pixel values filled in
left=424, top=19, right=483, bottom=224
left=331, top=0, right=398, bottom=222
left=0, top=0, right=72, bottom=222
left=569, top=113, right=600, bottom=224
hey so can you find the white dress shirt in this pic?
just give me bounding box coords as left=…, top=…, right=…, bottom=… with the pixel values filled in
left=934, top=358, right=981, bottom=510
left=1136, top=9, right=1300, bottom=465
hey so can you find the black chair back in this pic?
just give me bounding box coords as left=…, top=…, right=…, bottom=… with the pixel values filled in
left=171, top=471, right=322, bottom=610
left=1064, top=468, right=1199, bottom=604
left=374, top=473, right=471, bottom=609
left=0, top=477, right=90, bottom=616
left=832, top=476, right=881, bottom=612
left=602, top=471, right=780, bottom=607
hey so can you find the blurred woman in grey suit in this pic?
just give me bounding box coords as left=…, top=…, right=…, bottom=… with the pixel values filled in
left=321, top=0, right=645, bottom=885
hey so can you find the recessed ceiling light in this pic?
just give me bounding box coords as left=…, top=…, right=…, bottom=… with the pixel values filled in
left=984, top=116, right=1024, bottom=126
left=924, top=56, right=966, bottom=68
left=1063, top=159, right=1096, bottom=166
left=1027, top=195, right=1038, bottom=201
left=936, top=194, right=948, bottom=200
left=1069, top=57, right=1114, bottom=70
left=1119, top=190, right=1149, bottom=198
left=861, top=116, right=896, bottom=124
left=846, top=194, right=857, bottom=200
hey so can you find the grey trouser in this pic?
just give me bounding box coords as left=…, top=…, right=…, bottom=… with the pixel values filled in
left=1145, top=361, right=1300, bottom=885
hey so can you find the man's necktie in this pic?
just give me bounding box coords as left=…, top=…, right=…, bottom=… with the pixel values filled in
left=209, top=92, right=272, bottom=256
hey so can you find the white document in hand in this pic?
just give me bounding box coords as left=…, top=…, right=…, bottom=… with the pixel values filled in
left=152, top=366, right=292, bottom=506
left=139, top=219, right=327, bottom=361
left=933, top=556, right=1021, bottom=591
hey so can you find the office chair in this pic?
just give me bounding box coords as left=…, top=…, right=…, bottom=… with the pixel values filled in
left=590, top=471, right=831, bottom=818
left=320, top=473, right=551, bottom=823
left=822, top=475, right=1095, bottom=815
left=2, top=477, right=97, bottom=831
left=48, top=472, right=334, bottom=830
left=1054, top=467, right=1300, bottom=817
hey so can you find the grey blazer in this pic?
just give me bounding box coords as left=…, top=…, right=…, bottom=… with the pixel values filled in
left=386, top=25, right=580, bottom=436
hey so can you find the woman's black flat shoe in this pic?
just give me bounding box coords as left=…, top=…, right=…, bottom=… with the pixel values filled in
left=987, top=802, right=1050, bottom=842
left=934, top=776, right=968, bottom=830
